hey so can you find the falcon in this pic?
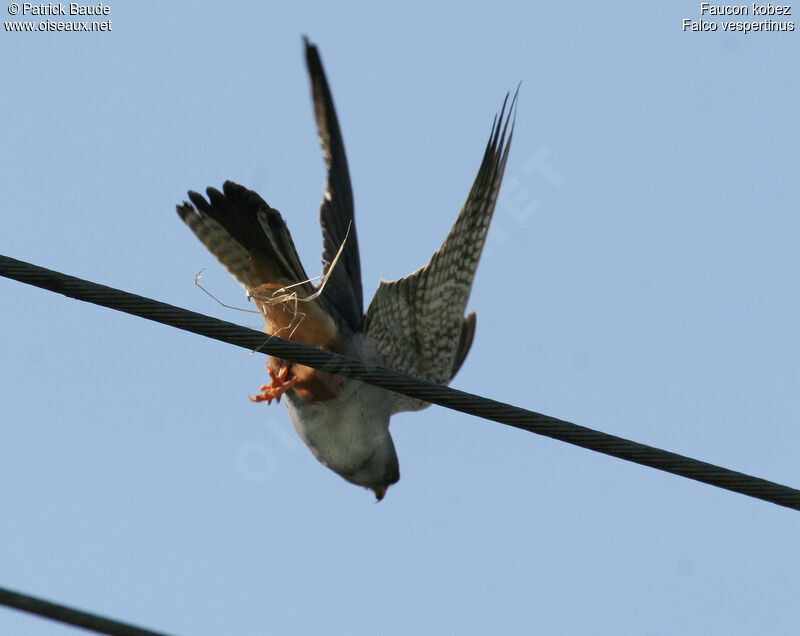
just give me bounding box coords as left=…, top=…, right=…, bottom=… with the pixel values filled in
left=177, top=38, right=515, bottom=500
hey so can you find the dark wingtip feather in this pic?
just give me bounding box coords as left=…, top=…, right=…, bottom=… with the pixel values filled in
left=187, top=190, right=210, bottom=212
left=495, top=85, right=519, bottom=150
left=175, top=201, right=195, bottom=222
left=304, top=37, right=322, bottom=76
left=481, top=85, right=519, bottom=166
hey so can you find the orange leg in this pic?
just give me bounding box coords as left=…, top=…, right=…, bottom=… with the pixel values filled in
left=249, top=364, right=298, bottom=405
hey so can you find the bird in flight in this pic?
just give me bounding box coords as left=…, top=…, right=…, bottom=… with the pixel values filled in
left=177, top=38, right=515, bottom=500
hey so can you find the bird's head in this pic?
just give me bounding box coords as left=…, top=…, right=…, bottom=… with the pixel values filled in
left=345, top=446, right=399, bottom=502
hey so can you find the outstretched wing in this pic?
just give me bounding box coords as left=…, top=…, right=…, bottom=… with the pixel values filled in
left=305, top=37, right=364, bottom=332
left=363, top=91, right=517, bottom=412
left=177, top=180, right=339, bottom=348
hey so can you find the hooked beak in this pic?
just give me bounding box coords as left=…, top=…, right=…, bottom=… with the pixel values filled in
left=372, top=485, right=388, bottom=501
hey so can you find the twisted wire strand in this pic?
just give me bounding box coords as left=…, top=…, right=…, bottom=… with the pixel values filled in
left=2, top=253, right=798, bottom=511
left=0, top=584, right=171, bottom=636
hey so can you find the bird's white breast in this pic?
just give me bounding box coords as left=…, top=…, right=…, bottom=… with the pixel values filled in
left=285, top=379, right=393, bottom=480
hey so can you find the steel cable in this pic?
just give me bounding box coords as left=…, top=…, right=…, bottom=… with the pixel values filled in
left=2, top=253, right=798, bottom=511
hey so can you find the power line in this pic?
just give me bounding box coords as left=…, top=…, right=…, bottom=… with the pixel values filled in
left=2, top=253, right=799, bottom=512
left=0, top=585, right=171, bottom=635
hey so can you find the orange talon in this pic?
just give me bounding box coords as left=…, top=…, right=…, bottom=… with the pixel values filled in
left=249, top=365, right=298, bottom=405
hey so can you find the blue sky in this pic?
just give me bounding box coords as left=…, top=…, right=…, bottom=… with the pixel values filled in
left=1, top=2, right=799, bottom=634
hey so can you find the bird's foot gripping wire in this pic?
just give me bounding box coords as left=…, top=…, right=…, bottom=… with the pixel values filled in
left=249, top=365, right=298, bottom=405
